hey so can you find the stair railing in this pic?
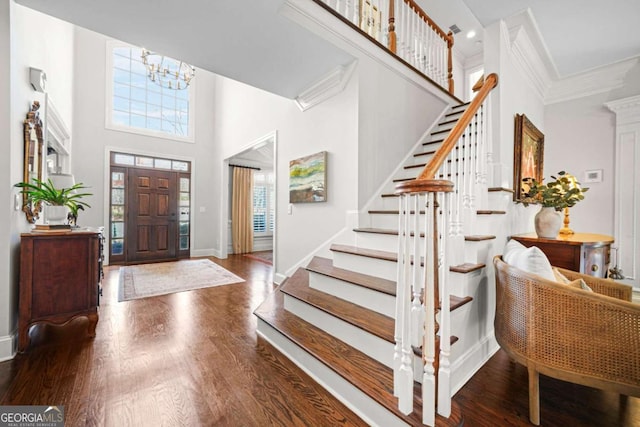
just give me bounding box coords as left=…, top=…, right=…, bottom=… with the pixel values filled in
left=393, top=73, right=498, bottom=425
left=315, top=0, right=454, bottom=95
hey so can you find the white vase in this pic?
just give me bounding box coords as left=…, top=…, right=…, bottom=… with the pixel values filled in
left=45, top=205, right=69, bottom=225
left=535, top=207, right=562, bottom=239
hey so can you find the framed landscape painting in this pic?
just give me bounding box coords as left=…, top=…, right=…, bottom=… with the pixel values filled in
left=513, top=114, right=544, bottom=201
left=289, top=151, right=327, bottom=203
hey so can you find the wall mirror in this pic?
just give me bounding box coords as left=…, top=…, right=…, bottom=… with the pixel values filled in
left=22, top=101, right=44, bottom=223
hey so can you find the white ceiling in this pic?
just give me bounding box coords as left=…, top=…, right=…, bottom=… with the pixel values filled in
left=15, top=0, right=355, bottom=99
left=16, top=0, right=640, bottom=95
left=412, top=0, right=640, bottom=78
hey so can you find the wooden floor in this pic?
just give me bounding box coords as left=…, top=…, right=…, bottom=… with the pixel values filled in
left=1, top=255, right=638, bottom=426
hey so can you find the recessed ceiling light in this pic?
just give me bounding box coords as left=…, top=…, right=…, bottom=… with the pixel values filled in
left=466, top=30, right=476, bottom=39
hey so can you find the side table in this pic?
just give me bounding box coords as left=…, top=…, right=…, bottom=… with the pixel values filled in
left=509, top=233, right=613, bottom=278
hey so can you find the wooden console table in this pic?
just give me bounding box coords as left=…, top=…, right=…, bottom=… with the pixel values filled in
left=19, top=230, right=103, bottom=351
left=510, top=233, right=614, bottom=278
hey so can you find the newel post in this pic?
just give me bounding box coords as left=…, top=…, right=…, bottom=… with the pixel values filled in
left=388, top=0, right=397, bottom=53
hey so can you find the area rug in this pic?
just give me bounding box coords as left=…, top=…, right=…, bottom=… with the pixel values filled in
left=243, top=251, right=273, bottom=265
left=118, top=259, right=245, bottom=301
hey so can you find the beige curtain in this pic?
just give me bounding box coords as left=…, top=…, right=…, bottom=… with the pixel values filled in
left=231, top=166, right=254, bottom=254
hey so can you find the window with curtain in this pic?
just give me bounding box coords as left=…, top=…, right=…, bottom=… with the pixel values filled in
left=253, top=172, right=274, bottom=235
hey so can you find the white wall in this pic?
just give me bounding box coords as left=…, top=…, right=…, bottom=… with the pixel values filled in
left=71, top=27, right=219, bottom=258
left=544, top=93, right=616, bottom=235
left=1, top=3, right=74, bottom=360
left=213, top=74, right=359, bottom=278
left=483, top=19, right=547, bottom=236
left=357, top=54, right=450, bottom=207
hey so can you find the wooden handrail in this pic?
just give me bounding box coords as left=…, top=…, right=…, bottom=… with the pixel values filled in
left=403, top=0, right=449, bottom=41
left=388, top=0, right=455, bottom=95
left=416, top=73, right=498, bottom=182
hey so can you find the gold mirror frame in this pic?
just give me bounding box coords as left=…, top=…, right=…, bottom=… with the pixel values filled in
left=22, top=101, right=44, bottom=223
left=513, top=113, right=544, bottom=201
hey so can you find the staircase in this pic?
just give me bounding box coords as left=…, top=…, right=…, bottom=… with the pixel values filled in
left=255, top=76, right=507, bottom=426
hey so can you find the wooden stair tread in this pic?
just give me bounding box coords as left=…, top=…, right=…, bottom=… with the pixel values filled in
left=424, top=138, right=445, bottom=146
left=414, top=150, right=437, bottom=157
left=488, top=187, right=515, bottom=193
left=464, top=235, right=496, bottom=242
left=353, top=227, right=397, bottom=235
left=330, top=244, right=397, bottom=262
left=450, top=263, right=485, bottom=273
left=368, top=210, right=426, bottom=215
left=381, top=193, right=399, bottom=198
left=451, top=101, right=470, bottom=110
left=254, top=289, right=464, bottom=426
left=306, top=256, right=396, bottom=296
left=281, top=268, right=394, bottom=343
left=404, top=163, right=426, bottom=169
left=450, top=295, right=473, bottom=311
left=476, top=210, right=506, bottom=215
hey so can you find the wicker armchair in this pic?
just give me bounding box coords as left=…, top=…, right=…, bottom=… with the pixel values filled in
left=493, top=256, right=640, bottom=425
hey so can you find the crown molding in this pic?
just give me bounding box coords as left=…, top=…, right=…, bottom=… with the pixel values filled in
left=294, top=60, right=357, bottom=111
left=605, top=94, right=640, bottom=125
left=504, top=10, right=555, bottom=102
left=547, top=57, right=639, bottom=105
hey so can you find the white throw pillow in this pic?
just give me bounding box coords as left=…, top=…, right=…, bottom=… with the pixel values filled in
left=503, top=239, right=555, bottom=282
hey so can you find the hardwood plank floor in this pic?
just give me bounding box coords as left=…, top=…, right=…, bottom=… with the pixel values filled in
left=1, top=254, right=638, bottom=426
left=0, top=256, right=367, bottom=427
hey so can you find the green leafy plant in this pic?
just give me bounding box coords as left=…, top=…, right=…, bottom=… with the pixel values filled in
left=516, top=171, right=588, bottom=211
left=15, top=178, right=92, bottom=214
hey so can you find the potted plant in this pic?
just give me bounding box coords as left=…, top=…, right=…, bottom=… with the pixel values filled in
left=516, top=171, right=588, bottom=238
left=15, top=178, right=92, bottom=226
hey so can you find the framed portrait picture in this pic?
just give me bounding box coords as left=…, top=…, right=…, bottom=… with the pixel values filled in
left=289, top=151, right=327, bottom=203
left=513, top=114, right=544, bottom=201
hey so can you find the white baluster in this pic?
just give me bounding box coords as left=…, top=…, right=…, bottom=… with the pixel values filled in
left=393, top=195, right=405, bottom=397
left=397, top=194, right=414, bottom=415
left=422, top=192, right=436, bottom=427
left=437, top=192, right=452, bottom=417
left=411, top=194, right=423, bottom=347
left=352, top=0, right=360, bottom=25
left=336, top=0, right=345, bottom=17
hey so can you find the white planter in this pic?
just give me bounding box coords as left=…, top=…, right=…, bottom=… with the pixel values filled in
left=45, top=205, right=69, bottom=225
left=535, top=207, right=562, bottom=239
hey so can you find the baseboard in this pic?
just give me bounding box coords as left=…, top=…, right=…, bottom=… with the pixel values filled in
left=274, top=273, right=288, bottom=286
left=450, top=332, right=500, bottom=396
left=0, top=332, right=16, bottom=362
left=191, top=248, right=222, bottom=258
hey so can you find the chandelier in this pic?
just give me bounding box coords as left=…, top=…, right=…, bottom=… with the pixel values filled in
left=141, top=49, right=195, bottom=90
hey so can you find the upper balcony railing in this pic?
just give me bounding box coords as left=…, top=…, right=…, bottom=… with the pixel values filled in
left=317, top=0, right=454, bottom=95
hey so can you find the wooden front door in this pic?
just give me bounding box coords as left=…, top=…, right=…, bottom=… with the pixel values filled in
left=127, top=169, right=178, bottom=263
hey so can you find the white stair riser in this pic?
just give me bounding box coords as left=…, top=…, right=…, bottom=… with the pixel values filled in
left=256, top=319, right=412, bottom=427
left=355, top=232, right=398, bottom=253
left=284, top=294, right=425, bottom=383
left=332, top=251, right=397, bottom=281
left=369, top=213, right=401, bottom=230
left=379, top=196, right=401, bottom=211
left=473, top=214, right=505, bottom=235
left=284, top=294, right=394, bottom=366
left=488, top=191, right=514, bottom=212
left=448, top=269, right=485, bottom=298
left=464, top=240, right=495, bottom=264
left=308, top=271, right=396, bottom=317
